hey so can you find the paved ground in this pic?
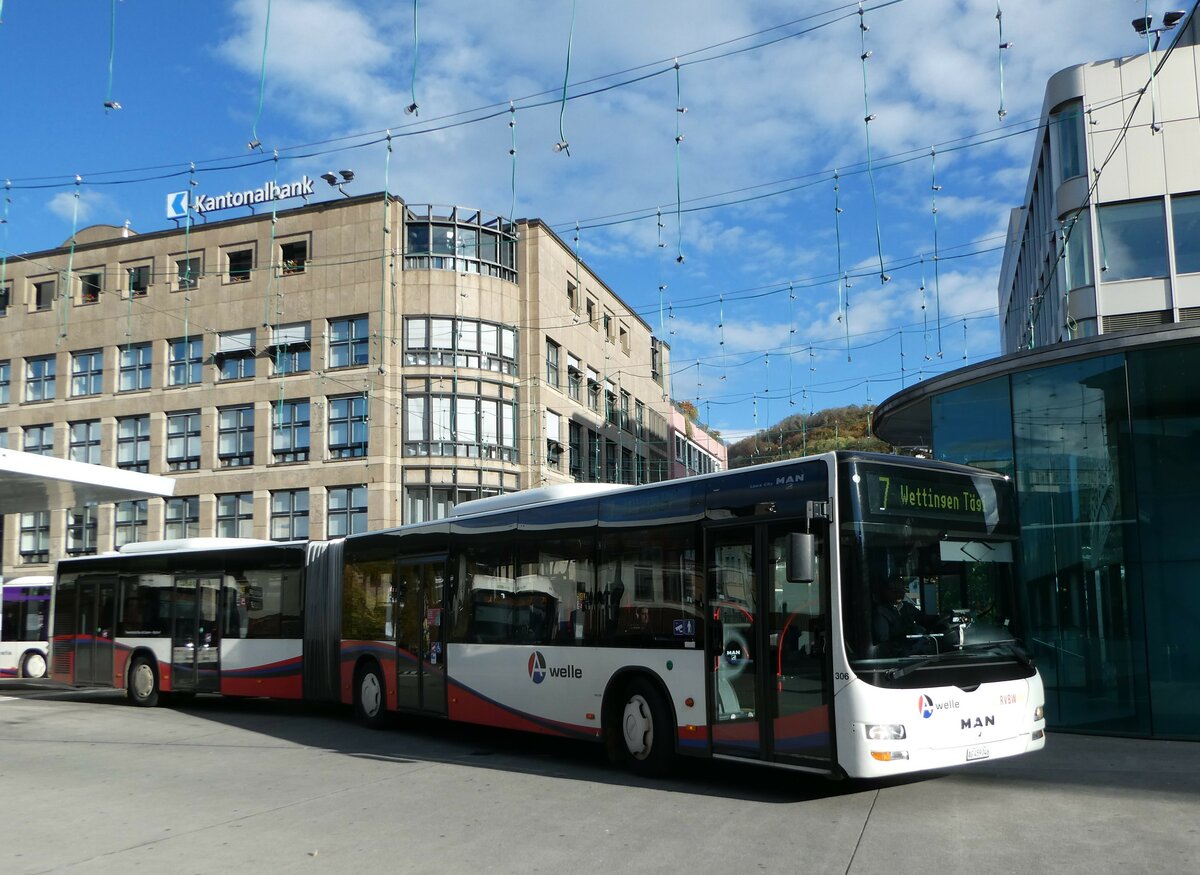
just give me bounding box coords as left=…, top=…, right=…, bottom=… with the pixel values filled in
left=2, top=681, right=1198, bottom=874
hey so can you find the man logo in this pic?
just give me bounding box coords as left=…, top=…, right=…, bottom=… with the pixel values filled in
left=528, top=651, right=547, bottom=684
left=918, top=694, right=934, bottom=719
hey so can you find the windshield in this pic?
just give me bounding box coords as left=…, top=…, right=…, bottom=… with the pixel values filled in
left=839, top=459, right=1031, bottom=687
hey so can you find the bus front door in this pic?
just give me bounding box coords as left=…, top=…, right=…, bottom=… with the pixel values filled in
left=707, top=522, right=832, bottom=770
left=75, top=577, right=116, bottom=686
left=393, top=557, right=447, bottom=715
left=172, top=576, right=222, bottom=693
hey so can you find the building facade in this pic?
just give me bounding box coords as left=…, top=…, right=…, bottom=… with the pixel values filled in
left=0, top=194, right=672, bottom=573
left=875, top=19, right=1200, bottom=740
left=668, top=408, right=727, bottom=479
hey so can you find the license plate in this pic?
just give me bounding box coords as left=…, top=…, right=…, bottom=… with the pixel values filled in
left=966, top=745, right=990, bottom=761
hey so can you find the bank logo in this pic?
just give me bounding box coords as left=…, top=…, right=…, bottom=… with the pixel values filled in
left=918, top=694, right=934, bottom=719
left=528, top=651, right=547, bottom=684
left=166, top=190, right=189, bottom=219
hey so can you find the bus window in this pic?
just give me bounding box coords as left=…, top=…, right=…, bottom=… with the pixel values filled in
left=597, top=523, right=702, bottom=649
left=453, top=538, right=516, bottom=644
left=519, top=532, right=595, bottom=645
left=117, top=574, right=171, bottom=637
left=343, top=559, right=393, bottom=641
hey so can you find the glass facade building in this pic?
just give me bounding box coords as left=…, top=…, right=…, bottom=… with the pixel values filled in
left=874, top=325, right=1200, bottom=739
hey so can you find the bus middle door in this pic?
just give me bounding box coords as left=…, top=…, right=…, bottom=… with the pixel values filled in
left=76, top=575, right=117, bottom=687
left=393, top=556, right=448, bottom=716
left=172, top=576, right=222, bottom=693
left=707, top=521, right=832, bottom=770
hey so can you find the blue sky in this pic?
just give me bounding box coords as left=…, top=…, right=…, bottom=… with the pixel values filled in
left=0, top=1, right=1151, bottom=440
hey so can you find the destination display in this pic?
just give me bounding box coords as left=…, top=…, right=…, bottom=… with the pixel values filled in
left=857, top=466, right=994, bottom=525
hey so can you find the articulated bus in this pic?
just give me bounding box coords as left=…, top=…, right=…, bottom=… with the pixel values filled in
left=50, top=452, right=1045, bottom=779
left=1, top=576, right=53, bottom=679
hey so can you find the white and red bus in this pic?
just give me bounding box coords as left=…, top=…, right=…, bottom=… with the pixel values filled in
left=51, top=452, right=1045, bottom=779
left=1, top=576, right=53, bottom=679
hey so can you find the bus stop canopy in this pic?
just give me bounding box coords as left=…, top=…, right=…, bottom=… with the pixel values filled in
left=0, top=448, right=175, bottom=515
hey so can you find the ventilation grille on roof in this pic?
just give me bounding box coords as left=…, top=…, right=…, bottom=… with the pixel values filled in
left=1102, top=310, right=1171, bottom=333
left=1179, top=306, right=1200, bottom=322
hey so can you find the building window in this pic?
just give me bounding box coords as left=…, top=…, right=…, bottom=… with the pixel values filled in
left=0, top=282, right=9, bottom=317
left=270, top=489, right=309, bottom=540
left=604, top=310, right=615, bottom=342
left=280, top=239, right=308, bottom=275
left=1098, top=199, right=1167, bottom=281
left=119, top=342, right=153, bottom=391
left=0, top=360, right=10, bottom=404
left=569, top=422, right=582, bottom=480
left=272, top=399, right=310, bottom=463
left=404, top=316, right=518, bottom=375
left=619, top=325, right=630, bottom=355
left=24, top=424, right=54, bottom=456
left=165, top=496, right=200, bottom=540
left=69, top=420, right=101, bottom=464
left=651, top=338, right=663, bottom=385
left=1062, top=211, right=1094, bottom=290
left=270, top=322, right=312, bottom=375
left=329, top=395, right=368, bottom=458
left=620, top=390, right=631, bottom=431
left=586, top=298, right=597, bottom=327
left=19, top=512, right=51, bottom=564
left=117, top=415, right=150, bottom=472
left=168, top=336, right=203, bottom=386
left=404, top=486, right=485, bottom=524
left=403, top=393, right=518, bottom=461
left=635, top=400, right=646, bottom=439
left=217, top=492, right=254, bottom=538
left=567, top=280, right=579, bottom=312
left=216, top=328, right=256, bottom=381
left=126, top=264, right=150, bottom=297
left=79, top=272, right=102, bottom=305
left=587, top=368, right=601, bottom=412
left=1171, top=193, right=1200, bottom=275
left=403, top=205, right=517, bottom=281
left=545, top=410, right=562, bottom=469
left=218, top=405, right=255, bottom=468
left=25, top=354, right=56, bottom=402
left=71, top=349, right=103, bottom=397
left=329, top=316, right=369, bottom=368
left=34, top=280, right=55, bottom=311
left=327, top=485, right=368, bottom=536
left=66, top=506, right=98, bottom=556
left=546, top=338, right=560, bottom=388
left=227, top=247, right=253, bottom=283
left=114, top=499, right=149, bottom=547
left=167, top=411, right=201, bottom=471
left=567, top=356, right=583, bottom=401
left=176, top=256, right=200, bottom=290
left=1051, top=98, right=1085, bottom=183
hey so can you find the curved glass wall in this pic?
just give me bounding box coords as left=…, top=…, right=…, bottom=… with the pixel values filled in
left=404, top=205, right=517, bottom=282
left=911, top=338, right=1200, bottom=738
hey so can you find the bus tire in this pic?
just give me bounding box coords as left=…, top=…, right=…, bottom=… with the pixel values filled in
left=354, top=661, right=387, bottom=730
left=128, top=656, right=160, bottom=708
left=617, top=678, right=675, bottom=777
left=21, top=650, right=47, bottom=679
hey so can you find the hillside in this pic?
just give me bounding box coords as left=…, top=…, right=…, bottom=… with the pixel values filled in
left=726, top=404, right=890, bottom=468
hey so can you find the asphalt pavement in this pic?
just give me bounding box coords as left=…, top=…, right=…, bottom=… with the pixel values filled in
left=2, top=680, right=1198, bottom=874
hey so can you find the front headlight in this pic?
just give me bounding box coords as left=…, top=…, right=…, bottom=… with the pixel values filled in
left=865, top=723, right=906, bottom=740
left=1033, top=705, right=1045, bottom=721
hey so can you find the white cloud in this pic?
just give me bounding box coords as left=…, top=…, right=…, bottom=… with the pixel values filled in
left=46, top=191, right=118, bottom=225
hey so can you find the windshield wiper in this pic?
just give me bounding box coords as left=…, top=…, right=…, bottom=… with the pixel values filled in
left=885, top=641, right=1030, bottom=681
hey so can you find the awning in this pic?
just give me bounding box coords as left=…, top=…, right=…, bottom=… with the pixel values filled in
left=0, top=449, right=176, bottom=515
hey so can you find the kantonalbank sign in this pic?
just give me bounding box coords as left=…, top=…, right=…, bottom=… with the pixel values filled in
left=165, top=175, right=316, bottom=219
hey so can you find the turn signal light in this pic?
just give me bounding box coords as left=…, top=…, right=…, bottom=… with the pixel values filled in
left=870, top=750, right=910, bottom=762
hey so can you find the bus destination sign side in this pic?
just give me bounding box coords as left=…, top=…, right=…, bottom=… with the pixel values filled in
left=866, top=471, right=986, bottom=522
left=166, top=175, right=316, bottom=219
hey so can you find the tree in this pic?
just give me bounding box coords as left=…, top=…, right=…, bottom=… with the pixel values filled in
left=726, top=404, right=890, bottom=468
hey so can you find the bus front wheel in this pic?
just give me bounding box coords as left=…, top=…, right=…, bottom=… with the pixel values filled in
left=128, top=657, right=159, bottom=707
left=354, top=662, right=387, bottom=729
left=21, top=651, right=47, bottom=679
left=617, top=678, right=674, bottom=777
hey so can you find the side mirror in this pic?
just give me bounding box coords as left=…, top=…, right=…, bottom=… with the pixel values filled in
left=786, top=532, right=816, bottom=583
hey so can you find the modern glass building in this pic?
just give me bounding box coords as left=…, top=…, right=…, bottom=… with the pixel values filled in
left=874, top=324, right=1200, bottom=739
left=876, top=14, right=1200, bottom=739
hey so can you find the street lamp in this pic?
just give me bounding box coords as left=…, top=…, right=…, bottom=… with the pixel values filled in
left=321, top=169, right=355, bottom=198
left=1133, top=10, right=1186, bottom=49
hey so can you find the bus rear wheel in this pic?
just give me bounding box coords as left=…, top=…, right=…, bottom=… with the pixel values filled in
left=354, top=662, right=387, bottom=729
left=21, top=651, right=47, bottom=679
left=617, top=678, right=674, bottom=777
left=128, top=657, right=159, bottom=708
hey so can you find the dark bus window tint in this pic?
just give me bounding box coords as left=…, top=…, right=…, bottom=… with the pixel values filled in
left=118, top=574, right=171, bottom=636
left=452, top=537, right=517, bottom=644
left=343, top=558, right=393, bottom=641
left=597, top=523, right=703, bottom=649
left=516, top=531, right=595, bottom=646
left=1, top=587, right=49, bottom=642
left=53, top=576, right=78, bottom=638
left=225, top=567, right=304, bottom=638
